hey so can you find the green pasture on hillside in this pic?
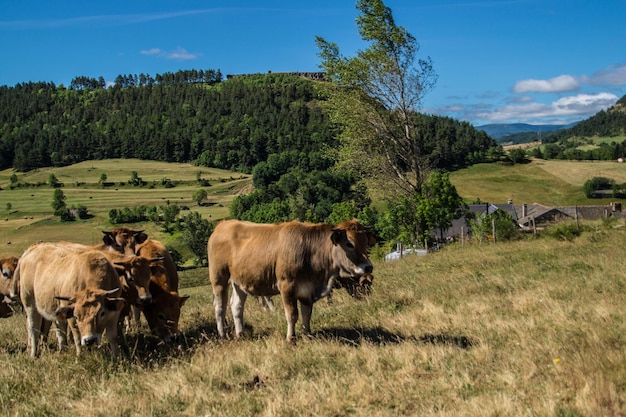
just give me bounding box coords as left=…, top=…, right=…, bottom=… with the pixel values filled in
left=0, top=159, right=251, bottom=256
left=449, top=158, right=626, bottom=206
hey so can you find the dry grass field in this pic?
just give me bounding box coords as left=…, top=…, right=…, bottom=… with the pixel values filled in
left=1, top=220, right=625, bottom=416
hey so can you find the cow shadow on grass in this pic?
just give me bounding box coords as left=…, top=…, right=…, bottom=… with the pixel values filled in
left=117, top=322, right=218, bottom=366
left=315, top=327, right=477, bottom=350
left=88, top=321, right=477, bottom=366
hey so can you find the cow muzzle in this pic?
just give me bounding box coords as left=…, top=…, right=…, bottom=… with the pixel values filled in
left=81, top=334, right=102, bottom=347
left=137, top=295, right=153, bottom=306
left=353, top=263, right=373, bottom=276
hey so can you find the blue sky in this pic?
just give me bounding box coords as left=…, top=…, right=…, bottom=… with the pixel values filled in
left=1, top=0, right=625, bottom=126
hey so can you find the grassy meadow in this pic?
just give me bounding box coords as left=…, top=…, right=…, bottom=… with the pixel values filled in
left=1, top=158, right=626, bottom=416
left=1, top=220, right=625, bottom=416
left=449, top=158, right=626, bottom=206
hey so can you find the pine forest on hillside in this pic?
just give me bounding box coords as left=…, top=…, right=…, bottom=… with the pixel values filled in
left=0, top=71, right=496, bottom=174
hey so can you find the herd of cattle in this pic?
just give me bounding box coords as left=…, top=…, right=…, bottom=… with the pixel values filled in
left=0, top=218, right=375, bottom=357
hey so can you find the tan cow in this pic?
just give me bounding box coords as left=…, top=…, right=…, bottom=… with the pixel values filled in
left=0, top=256, right=20, bottom=318
left=98, top=227, right=148, bottom=255
left=11, top=242, right=125, bottom=357
left=58, top=241, right=157, bottom=307
left=208, top=218, right=374, bottom=343
left=0, top=256, right=19, bottom=298
left=133, top=237, right=189, bottom=342
left=255, top=273, right=374, bottom=310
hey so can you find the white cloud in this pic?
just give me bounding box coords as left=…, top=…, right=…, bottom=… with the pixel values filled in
left=582, top=62, right=626, bottom=86
left=140, top=48, right=162, bottom=56
left=476, top=92, right=618, bottom=123
left=513, top=75, right=580, bottom=93
left=166, top=47, right=197, bottom=60
left=139, top=47, right=198, bottom=60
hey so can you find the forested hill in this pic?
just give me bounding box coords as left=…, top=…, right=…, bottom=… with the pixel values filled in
left=0, top=70, right=495, bottom=173
left=545, top=94, right=626, bottom=143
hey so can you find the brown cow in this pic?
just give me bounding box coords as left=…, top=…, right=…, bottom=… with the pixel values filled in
left=0, top=256, right=19, bottom=298
left=98, top=227, right=148, bottom=255
left=0, top=256, right=20, bottom=317
left=58, top=241, right=157, bottom=307
left=11, top=242, right=125, bottom=357
left=208, top=218, right=374, bottom=343
left=134, top=237, right=189, bottom=342
left=256, top=273, right=374, bottom=310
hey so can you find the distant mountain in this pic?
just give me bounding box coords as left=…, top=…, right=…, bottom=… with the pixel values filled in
left=476, top=123, right=578, bottom=139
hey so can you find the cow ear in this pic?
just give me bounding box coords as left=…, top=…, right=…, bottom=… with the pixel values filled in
left=134, top=231, right=148, bottom=244
left=102, top=231, right=114, bottom=246
left=330, top=228, right=345, bottom=246
left=56, top=306, right=74, bottom=320
left=180, top=294, right=190, bottom=307
left=113, top=260, right=131, bottom=269
left=150, top=265, right=167, bottom=277
left=106, top=297, right=126, bottom=312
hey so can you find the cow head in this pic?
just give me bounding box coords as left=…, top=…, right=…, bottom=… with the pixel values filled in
left=102, top=228, right=148, bottom=255
left=0, top=256, right=18, bottom=298
left=113, top=256, right=163, bottom=306
left=335, top=273, right=374, bottom=300
left=55, top=288, right=125, bottom=347
left=330, top=219, right=374, bottom=279
left=140, top=282, right=189, bottom=343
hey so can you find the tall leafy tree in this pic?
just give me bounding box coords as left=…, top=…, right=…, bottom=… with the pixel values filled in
left=181, top=211, right=212, bottom=266
left=317, top=0, right=451, bottom=246
left=316, top=0, right=437, bottom=197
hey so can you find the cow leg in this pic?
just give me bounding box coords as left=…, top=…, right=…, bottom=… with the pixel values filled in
left=230, top=284, right=248, bottom=337
left=258, top=296, right=276, bottom=311
left=25, top=306, right=43, bottom=357
left=212, top=283, right=229, bottom=338
left=131, top=305, right=142, bottom=329
left=53, top=320, right=68, bottom=351
left=299, top=300, right=313, bottom=336
left=106, top=313, right=122, bottom=358
left=280, top=292, right=299, bottom=344
left=265, top=297, right=276, bottom=311
left=67, top=319, right=82, bottom=355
